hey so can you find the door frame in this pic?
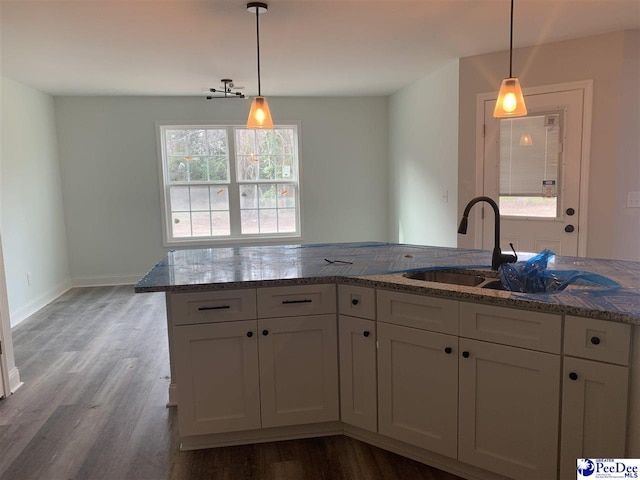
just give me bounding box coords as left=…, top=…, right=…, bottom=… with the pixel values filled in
left=474, top=80, right=593, bottom=256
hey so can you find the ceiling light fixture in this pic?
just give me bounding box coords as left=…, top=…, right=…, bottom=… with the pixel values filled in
left=206, top=79, right=246, bottom=99
left=493, top=0, right=527, bottom=118
left=246, top=2, right=273, bottom=129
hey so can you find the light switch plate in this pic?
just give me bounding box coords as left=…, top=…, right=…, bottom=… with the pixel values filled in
left=628, top=191, right=640, bottom=208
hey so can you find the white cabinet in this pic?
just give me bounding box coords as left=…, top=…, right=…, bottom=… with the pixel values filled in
left=339, top=315, right=377, bottom=432
left=172, top=285, right=339, bottom=438
left=458, top=303, right=562, bottom=480
left=377, top=321, right=458, bottom=458
left=559, top=316, right=632, bottom=480
left=338, top=285, right=377, bottom=433
left=259, top=315, right=339, bottom=428
left=458, top=338, right=561, bottom=480
left=174, top=320, right=261, bottom=436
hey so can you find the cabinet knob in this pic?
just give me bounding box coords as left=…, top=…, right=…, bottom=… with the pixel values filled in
left=462, top=351, right=470, bottom=358
left=246, top=331, right=253, bottom=338
left=565, top=224, right=575, bottom=233
left=262, top=329, right=269, bottom=336
left=444, top=347, right=452, bottom=355
left=590, top=336, right=601, bottom=345
left=569, top=372, right=578, bottom=381
left=363, top=330, right=370, bottom=337
left=352, top=298, right=359, bottom=306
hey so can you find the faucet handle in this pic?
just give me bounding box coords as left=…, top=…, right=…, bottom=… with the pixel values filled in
left=508, top=243, right=518, bottom=262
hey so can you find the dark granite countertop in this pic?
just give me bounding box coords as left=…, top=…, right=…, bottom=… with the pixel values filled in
left=135, top=242, right=640, bottom=325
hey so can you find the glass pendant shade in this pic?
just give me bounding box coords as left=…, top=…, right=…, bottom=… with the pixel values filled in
left=246, top=96, right=273, bottom=129
left=519, top=133, right=533, bottom=146
left=494, top=78, right=527, bottom=118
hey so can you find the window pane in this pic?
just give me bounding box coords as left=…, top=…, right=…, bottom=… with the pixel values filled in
left=211, top=211, right=230, bottom=236
left=235, top=129, right=255, bottom=155
left=241, top=210, right=259, bottom=234
left=168, top=156, right=188, bottom=182
left=278, top=208, right=296, bottom=232
left=237, top=155, right=259, bottom=181
left=206, top=129, right=228, bottom=156
left=277, top=185, right=295, bottom=208
left=186, top=130, right=207, bottom=155
left=259, top=184, right=277, bottom=208
left=208, top=156, right=229, bottom=182
left=240, top=185, right=258, bottom=209
left=171, top=212, right=191, bottom=237
left=190, top=186, right=210, bottom=211
left=499, top=114, right=561, bottom=218
left=170, top=186, right=190, bottom=211
left=259, top=209, right=278, bottom=233
left=258, top=156, right=276, bottom=180
left=210, top=186, right=229, bottom=211
left=166, top=130, right=187, bottom=155
left=188, top=156, right=208, bottom=182
left=191, top=212, right=211, bottom=236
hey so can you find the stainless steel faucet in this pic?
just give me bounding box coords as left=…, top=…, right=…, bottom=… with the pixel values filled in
left=458, top=196, right=517, bottom=270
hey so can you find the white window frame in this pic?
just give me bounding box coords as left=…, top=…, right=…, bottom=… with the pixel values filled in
left=156, top=122, right=303, bottom=247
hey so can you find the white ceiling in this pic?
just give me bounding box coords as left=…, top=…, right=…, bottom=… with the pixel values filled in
left=1, top=0, right=639, bottom=97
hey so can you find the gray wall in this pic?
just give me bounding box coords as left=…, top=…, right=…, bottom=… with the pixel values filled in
left=53, top=96, right=389, bottom=284
left=458, top=30, right=640, bottom=261
left=0, top=77, right=71, bottom=326
left=388, top=60, right=459, bottom=246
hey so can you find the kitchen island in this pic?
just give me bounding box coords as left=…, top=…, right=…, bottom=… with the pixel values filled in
left=136, top=242, right=640, bottom=480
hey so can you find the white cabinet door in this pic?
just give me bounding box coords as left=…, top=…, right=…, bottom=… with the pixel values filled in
left=559, top=357, right=629, bottom=480
left=258, top=314, right=339, bottom=428
left=174, top=320, right=261, bottom=436
left=339, top=315, right=377, bottom=432
left=458, top=338, right=560, bottom=480
left=377, top=322, right=458, bottom=458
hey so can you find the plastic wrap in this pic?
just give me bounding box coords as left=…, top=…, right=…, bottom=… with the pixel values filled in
left=498, top=249, right=620, bottom=293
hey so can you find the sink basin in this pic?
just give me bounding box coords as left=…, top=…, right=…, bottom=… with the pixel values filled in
left=403, top=270, right=486, bottom=287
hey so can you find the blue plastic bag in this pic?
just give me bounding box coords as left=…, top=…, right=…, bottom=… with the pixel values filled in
left=498, top=250, right=620, bottom=293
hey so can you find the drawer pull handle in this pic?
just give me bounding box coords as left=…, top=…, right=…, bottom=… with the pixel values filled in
left=282, top=299, right=312, bottom=304
left=590, top=336, right=601, bottom=345
left=351, top=298, right=359, bottom=306
left=262, top=330, right=269, bottom=336
left=246, top=331, right=253, bottom=338
left=569, top=372, right=578, bottom=381
left=363, top=331, right=370, bottom=337
left=198, top=305, right=231, bottom=311
left=462, top=351, right=470, bottom=358
left=444, top=347, right=452, bottom=354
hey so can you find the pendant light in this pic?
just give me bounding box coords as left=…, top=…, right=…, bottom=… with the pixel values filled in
left=246, top=2, right=274, bottom=129
left=493, top=0, right=527, bottom=118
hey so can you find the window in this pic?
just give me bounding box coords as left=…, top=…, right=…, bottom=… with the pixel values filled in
left=498, top=113, right=562, bottom=218
left=158, top=125, right=301, bottom=245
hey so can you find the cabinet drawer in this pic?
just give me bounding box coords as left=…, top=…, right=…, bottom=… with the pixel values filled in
left=338, top=285, right=375, bottom=320
left=459, top=302, right=561, bottom=353
left=564, top=316, right=631, bottom=366
left=377, top=290, right=458, bottom=335
left=171, top=289, right=257, bottom=326
left=257, top=284, right=336, bottom=318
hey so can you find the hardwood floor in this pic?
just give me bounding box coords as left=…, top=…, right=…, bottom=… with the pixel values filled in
left=0, top=286, right=464, bottom=480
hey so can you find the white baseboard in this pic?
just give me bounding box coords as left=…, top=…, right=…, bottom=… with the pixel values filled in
left=10, top=279, right=72, bottom=327
left=8, top=366, right=23, bottom=393
left=71, top=274, right=145, bottom=288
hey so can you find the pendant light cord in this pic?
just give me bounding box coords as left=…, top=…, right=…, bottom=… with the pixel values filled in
left=255, top=7, right=261, bottom=96
left=509, top=0, right=514, bottom=78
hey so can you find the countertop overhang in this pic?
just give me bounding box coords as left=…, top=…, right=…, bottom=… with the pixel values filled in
left=135, top=242, right=640, bottom=325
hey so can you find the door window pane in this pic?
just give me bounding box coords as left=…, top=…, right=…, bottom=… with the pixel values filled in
left=499, top=114, right=561, bottom=218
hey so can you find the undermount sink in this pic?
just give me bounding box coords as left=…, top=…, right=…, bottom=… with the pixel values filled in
left=403, top=268, right=505, bottom=290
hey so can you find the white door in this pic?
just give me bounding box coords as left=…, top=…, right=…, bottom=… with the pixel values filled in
left=482, top=86, right=589, bottom=256
left=377, top=321, right=458, bottom=458
left=258, top=315, right=339, bottom=428
left=173, top=320, right=261, bottom=436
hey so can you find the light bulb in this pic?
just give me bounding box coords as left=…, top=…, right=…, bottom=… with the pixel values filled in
left=503, top=92, right=517, bottom=112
